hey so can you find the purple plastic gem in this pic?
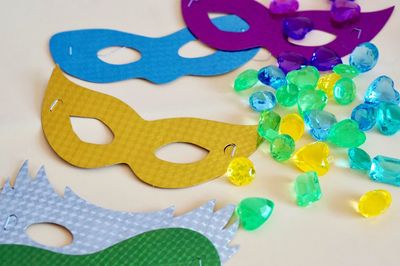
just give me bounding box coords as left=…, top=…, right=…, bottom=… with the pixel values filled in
left=269, top=0, right=299, bottom=15
left=282, top=17, right=314, bottom=40
left=331, top=0, right=361, bottom=24
left=277, top=51, right=308, bottom=74
left=310, top=46, right=342, bottom=71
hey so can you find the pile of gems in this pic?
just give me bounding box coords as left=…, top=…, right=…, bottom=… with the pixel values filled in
left=230, top=41, right=399, bottom=231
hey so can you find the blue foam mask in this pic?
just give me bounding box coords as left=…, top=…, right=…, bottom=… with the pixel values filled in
left=49, top=16, right=258, bottom=84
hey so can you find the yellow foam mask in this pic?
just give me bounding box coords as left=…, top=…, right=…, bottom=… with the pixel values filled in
left=41, top=67, right=260, bottom=188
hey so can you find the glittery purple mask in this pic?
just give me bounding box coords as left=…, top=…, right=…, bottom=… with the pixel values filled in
left=181, top=0, right=394, bottom=58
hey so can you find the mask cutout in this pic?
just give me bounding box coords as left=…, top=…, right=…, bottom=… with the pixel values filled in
left=41, top=67, right=260, bottom=188
left=181, top=0, right=394, bottom=58
left=0, top=161, right=238, bottom=263
left=49, top=15, right=259, bottom=84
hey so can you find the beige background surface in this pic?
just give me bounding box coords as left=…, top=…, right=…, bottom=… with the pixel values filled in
left=0, top=0, right=399, bottom=265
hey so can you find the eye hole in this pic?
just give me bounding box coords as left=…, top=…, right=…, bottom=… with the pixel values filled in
left=26, top=223, right=73, bottom=248
left=155, top=142, right=209, bottom=164
left=208, top=14, right=250, bottom=32
left=288, top=30, right=337, bottom=47
left=97, top=46, right=141, bottom=65
left=70, top=117, right=114, bottom=144
left=178, top=40, right=216, bottom=58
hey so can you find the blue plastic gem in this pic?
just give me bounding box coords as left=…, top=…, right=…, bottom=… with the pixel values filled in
left=258, top=65, right=287, bottom=89
left=249, top=91, right=277, bottom=112
left=377, top=103, right=400, bottom=136
left=364, top=76, right=400, bottom=105
left=351, top=103, right=378, bottom=131
left=349, top=42, right=379, bottom=73
left=282, top=17, right=313, bottom=40
left=348, top=147, right=371, bottom=171
left=369, top=156, right=400, bottom=187
left=303, top=110, right=337, bottom=140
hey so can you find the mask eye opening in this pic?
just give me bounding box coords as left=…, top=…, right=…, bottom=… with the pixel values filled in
left=26, top=223, right=74, bottom=248
left=155, top=142, right=209, bottom=164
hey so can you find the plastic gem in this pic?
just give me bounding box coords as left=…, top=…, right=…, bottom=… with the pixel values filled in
left=364, top=75, right=400, bottom=105
left=258, top=110, right=281, bottom=142
left=310, top=46, right=342, bottom=71
left=333, top=64, right=359, bottom=79
left=234, top=69, right=258, bottom=92
left=328, top=119, right=366, bottom=148
left=277, top=51, right=308, bottom=74
left=236, top=197, right=274, bottom=231
left=369, top=156, right=400, bottom=186
left=276, top=83, right=299, bottom=107
left=294, top=171, right=322, bottom=207
left=317, top=73, right=341, bottom=97
left=358, top=190, right=392, bottom=218
left=330, top=0, right=361, bottom=24
left=282, top=17, right=313, bottom=40
left=279, top=113, right=304, bottom=141
left=348, top=147, right=371, bottom=171
left=293, top=142, right=330, bottom=176
left=333, top=77, right=356, bottom=105
left=258, top=65, right=287, bottom=89
left=269, top=0, right=299, bottom=15
left=249, top=91, right=276, bottom=112
left=349, top=42, right=379, bottom=73
left=227, top=157, right=256, bottom=186
left=297, top=89, right=328, bottom=115
left=304, top=110, right=337, bottom=141
left=286, top=66, right=320, bottom=91
left=270, top=134, right=295, bottom=162
left=377, top=103, right=400, bottom=136
left=351, top=103, right=378, bottom=131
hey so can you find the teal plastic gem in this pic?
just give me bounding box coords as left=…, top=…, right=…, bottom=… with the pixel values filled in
left=276, top=83, right=299, bottom=107
left=298, top=89, right=328, bottom=115
left=333, top=77, right=356, bottom=105
left=348, top=147, right=371, bottom=171
left=377, top=103, right=400, bottom=136
left=286, top=66, right=320, bottom=90
left=234, top=69, right=258, bottom=92
left=369, top=156, right=400, bottom=187
left=270, top=134, right=295, bottom=162
left=236, top=197, right=274, bottom=231
left=328, top=119, right=366, bottom=147
left=333, top=64, right=359, bottom=79
left=258, top=110, right=281, bottom=142
left=294, top=171, right=322, bottom=207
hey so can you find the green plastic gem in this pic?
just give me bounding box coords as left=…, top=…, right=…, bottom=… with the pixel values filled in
left=234, top=69, right=258, bottom=91
left=333, top=77, right=356, bottom=105
left=258, top=110, right=281, bottom=142
left=297, top=89, right=328, bottom=115
left=236, top=197, right=274, bottom=231
left=270, top=134, right=295, bottom=162
left=333, top=64, right=359, bottom=79
left=348, top=147, right=372, bottom=171
left=294, top=171, right=322, bottom=207
left=328, top=119, right=366, bottom=147
left=276, top=83, right=299, bottom=107
left=286, top=66, right=320, bottom=91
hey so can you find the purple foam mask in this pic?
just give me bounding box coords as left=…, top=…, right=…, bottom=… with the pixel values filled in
left=181, top=0, right=394, bottom=59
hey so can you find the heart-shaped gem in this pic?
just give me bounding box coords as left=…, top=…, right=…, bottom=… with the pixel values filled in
left=277, top=51, right=308, bottom=74
left=330, top=0, right=361, bottom=24
left=377, top=103, right=400, bottom=136
left=298, top=89, right=328, bottom=115
left=304, top=110, right=337, bottom=141
left=283, top=17, right=314, bottom=40
left=292, top=142, right=330, bottom=176
left=269, top=0, right=299, bottom=15
left=364, top=75, right=400, bottom=105
left=328, top=119, right=366, bottom=147
left=276, top=83, right=299, bottom=107
left=286, top=66, right=320, bottom=90
left=236, top=197, right=274, bottom=231
left=310, top=47, right=342, bottom=71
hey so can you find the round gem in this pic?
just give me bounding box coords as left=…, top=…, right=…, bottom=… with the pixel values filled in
left=249, top=91, right=276, bottom=112
left=304, top=110, right=337, bottom=141
left=270, top=134, right=295, bottom=162
left=351, top=103, right=378, bottom=131
left=348, top=147, right=372, bottom=171
left=282, top=17, right=313, bottom=40
left=377, top=103, right=400, bottom=136
left=279, top=113, right=304, bottom=141
left=236, top=197, right=274, bottom=231
left=310, top=46, right=342, bottom=71
left=227, top=157, right=256, bottom=186
left=328, top=119, right=366, bottom=148
left=234, top=69, right=258, bottom=92
left=286, top=66, right=320, bottom=90
left=298, top=89, right=328, bottom=115
left=333, top=64, right=359, bottom=78
left=358, top=190, right=391, bottom=218
left=276, top=83, right=299, bottom=107
left=258, top=110, right=281, bottom=142
left=317, top=73, right=341, bottom=97
left=349, top=42, right=379, bottom=73
left=293, top=142, right=330, bottom=176
left=364, top=75, right=400, bottom=105
left=330, top=0, right=361, bottom=24
left=277, top=51, right=308, bottom=74
left=269, top=0, right=299, bottom=15
left=333, top=77, right=356, bottom=105
left=258, top=65, right=286, bottom=89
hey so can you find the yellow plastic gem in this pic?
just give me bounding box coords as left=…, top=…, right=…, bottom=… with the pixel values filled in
left=317, top=73, right=341, bottom=97
left=227, top=157, right=256, bottom=186
left=292, top=142, right=330, bottom=176
left=279, top=113, right=305, bottom=141
left=358, top=189, right=392, bottom=218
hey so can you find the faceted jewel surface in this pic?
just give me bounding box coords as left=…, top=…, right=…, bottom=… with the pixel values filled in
left=236, top=197, right=274, bottom=231
left=234, top=69, right=258, bottom=92
left=282, top=17, right=313, bottom=40
left=364, top=75, right=400, bottom=105
left=369, top=156, right=400, bottom=187
left=358, top=190, right=392, bottom=218
left=227, top=157, right=256, bottom=186
left=304, top=110, right=337, bottom=141
left=277, top=51, right=308, bottom=74
left=294, top=171, right=322, bottom=207
left=286, top=66, right=320, bottom=91
left=333, top=64, right=359, bottom=79
left=276, top=83, right=299, bottom=107
left=317, top=73, right=341, bottom=98
left=377, top=103, right=400, bottom=136
left=279, top=113, right=304, bottom=141
left=328, top=119, right=366, bottom=148
left=348, top=147, right=371, bottom=171
left=349, top=42, right=379, bottom=73
left=293, top=142, right=330, bottom=176
left=258, top=110, right=281, bottom=142
left=258, top=65, right=287, bottom=89
left=249, top=91, right=277, bottom=112
left=270, top=134, right=295, bottom=162
left=269, top=0, right=299, bottom=15
left=333, top=77, right=356, bottom=105
left=351, top=103, right=378, bottom=131
left=298, top=89, right=328, bottom=115
left=310, top=46, right=342, bottom=71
